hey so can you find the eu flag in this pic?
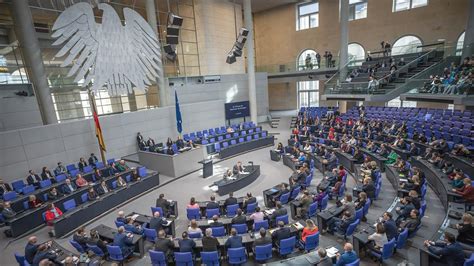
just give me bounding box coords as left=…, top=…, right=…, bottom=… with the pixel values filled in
left=175, top=90, right=183, bottom=134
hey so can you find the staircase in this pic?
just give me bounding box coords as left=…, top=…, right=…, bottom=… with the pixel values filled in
left=270, top=116, right=280, bottom=128
left=290, top=116, right=297, bottom=128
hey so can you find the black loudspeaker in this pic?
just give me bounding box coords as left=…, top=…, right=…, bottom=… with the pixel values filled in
left=240, top=28, right=249, bottom=36
left=166, top=36, right=179, bottom=45
left=169, top=13, right=184, bottom=27
left=167, top=26, right=180, bottom=36
left=166, top=52, right=177, bottom=62
left=237, top=35, right=247, bottom=45
left=163, top=44, right=176, bottom=54
left=226, top=53, right=236, bottom=64
left=232, top=48, right=242, bottom=57
left=234, top=41, right=244, bottom=50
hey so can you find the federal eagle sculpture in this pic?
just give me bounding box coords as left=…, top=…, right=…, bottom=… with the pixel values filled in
left=51, top=2, right=163, bottom=95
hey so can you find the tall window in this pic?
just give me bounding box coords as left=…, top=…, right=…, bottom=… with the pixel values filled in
left=393, top=0, right=428, bottom=12
left=349, top=0, right=368, bottom=21
left=297, top=1, right=319, bottom=31
left=297, top=49, right=317, bottom=70
left=298, top=80, right=319, bottom=108
left=456, top=31, right=465, bottom=56
left=392, top=35, right=423, bottom=55
left=348, top=43, right=365, bottom=65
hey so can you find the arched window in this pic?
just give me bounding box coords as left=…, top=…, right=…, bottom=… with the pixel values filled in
left=348, top=43, right=365, bottom=65
left=297, top=49, right=317, bottom=70
left=456, top=31, right=465, bottom=56
left=392, top=35, right=423, bottom=55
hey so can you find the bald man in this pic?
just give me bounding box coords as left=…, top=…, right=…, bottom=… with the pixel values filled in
left=116, top=210, right=126, bottom=224
left=25, top=236, right=39, bottom=264
left=335, top=243, right=358, bottom=266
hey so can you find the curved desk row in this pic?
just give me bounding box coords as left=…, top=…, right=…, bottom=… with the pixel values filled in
left=53, top=170, right=160, bottom=237
left=447, top=154, right=474, bottom=177
left=214, top=165, right=261, bottom=196
left=218, top=136, right=275, bottom=159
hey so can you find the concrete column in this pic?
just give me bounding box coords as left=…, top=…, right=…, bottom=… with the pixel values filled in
left=339, top=0, right=349, bottom=80
left=146, top=0, right=167, bottom=107
left=10, top=0, right=57, bottom=124
left=462, top=0, right=474, bottom=59
left=243, top=0, right=258, bottom=123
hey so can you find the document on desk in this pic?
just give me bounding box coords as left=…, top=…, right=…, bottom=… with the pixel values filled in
left=399, top=178, right=408, bottom=183
left=264, top=209, right=275, bottom=216
left=207, top=220, right=214, bottom=224
left=164, top=220, right=172, bottom=226
left=131, top=214, right=140, bottom=220
left=326, top=247, right=339, bottom=257
left=292, top=222, right=304, bottom=230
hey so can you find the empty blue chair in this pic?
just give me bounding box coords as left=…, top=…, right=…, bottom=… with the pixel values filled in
left=107, top=245, right=129, bottom=264
left=290, top=186, right=301, bottom=200
left=396, top=228, right=409, bottom=249
left=149, top=250, right=166, bottom=266
left=111, top=181, right=117, bottom=189
left=206, top=208, right=220, bottom=219
left=363, top=198, right=371, bottom=218
left=14, top=252, right=30, bottom=266
left=308, top=202, right=318, bottom=218
left=262, top=132, right=267, bottom=137
left=254, top=134, right=259, bottom=140
left=96, top=162, right=105, bottom=169
left=138, top=166, right=147, bottom=177
left=304, top=232, right=319, bottom=251
left=278, top=236, right=296, bottom=257
left=70, top=239, right=87, bottom=253
left=246, top=136, right=252, bottom=141
left=22, top=185, right=35, bottom=195
left=279, top=192, right=290, bottom=204
left=3, top=191, right=17, bottom=201
left=189, top=232, right=202, bottom=239
left=222, top=142, right=229, bottom=149
left=276, top=214, right=289, bottom=225
left=23, top=201, right=29, bottom=210
left=209, top=138, right=216, bottom=143
left=346, top=258, right=360, bottom=266
left=70, top=169, right=80, bottom=178
left=202, top=140, right=209, bottom=145
left=55, top=174, right=67, bottom=183
left=355, top=208, right=363, bottom=221
left=81, top=193, right=88, bottom=203
left=83, top=165, right=93, bottom=173
left=107, top=158, right=116, bottom=165
left=151, top=207, right=164, bottom=216
left=66, top=164, right=77, bottom=172
left=175, top=252, right=193, bottom=266
left=238, top=137, right=244, bottom=143
left=125, top=175, right=131, bottom=183
left=214, top=142, right=221, bottom=152
left=230, top=140, right=237, bottom=145
left=186, top=208, right=201, bottom=220
left=246, top=202, right=257, bottom=213
left=225, top=134, right=231, bottom=139
left=228, top=247, right=246, bottom=265
left=233, top=132, right=239, bottom=138
left=114, top=221, right=125, bottom=228
left=211, top=226, right=225, bottom=237
left=144, top=228, right=157, bottom=243
left=255, top=244, right=272, bottom=262
left=371, top=238, right=396, bottom=263
left=63, top=199, right=77, bottom=212
left=419, top=201, right=427, bottom=219
left=254, top=220, right=269, bottom=231
left=319, top=194, right=329, bottom=210
left=87, top=243, right=105, bottom=259
left=232, top=224, right=247, bottom=234
left=40, top=180, right=52, bottom=188
left=201, top=251, right=219, bottom=265
left=226, top=204, right=239, bottom=216
left=11, top=180, right=25, bottom=193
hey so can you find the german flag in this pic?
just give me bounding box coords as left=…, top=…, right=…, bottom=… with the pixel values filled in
left=93, top=110, right=106, bottom=152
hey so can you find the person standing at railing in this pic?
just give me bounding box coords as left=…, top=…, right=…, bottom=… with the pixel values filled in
left=316, top=52, right=321, bottom=69
left=305, top=54, right=313, bottom=70
left=367, top=76, right=379, bottom=93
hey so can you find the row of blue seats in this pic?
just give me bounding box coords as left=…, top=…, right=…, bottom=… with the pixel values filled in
left=211, top=132, right=268, bottom=152
left=182, top=122, right=257, bottom=141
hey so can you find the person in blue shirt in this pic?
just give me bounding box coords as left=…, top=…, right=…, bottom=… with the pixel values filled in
left=113, top=226, right=135, bottom=257
left=335, top=243, right=358, bottom=266
left=424, top=232, right=466, bottom=266
left=382, top=212, right=398, bottom=241
left=298, top=152, right=306, bottom=163
left=225, top=228, right=243, bottom=249
left=124, top=217, right=144, bottom=235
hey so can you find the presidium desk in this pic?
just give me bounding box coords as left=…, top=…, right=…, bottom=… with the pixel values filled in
left=138, top=146, right=207, bottom=178
left=213, top=165, right=261, bottom=196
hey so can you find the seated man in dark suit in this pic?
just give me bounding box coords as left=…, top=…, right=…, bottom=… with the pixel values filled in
left=178, top=232, right=196, bottom=254
left=327, top=211, right=353, bottom=235
left=88, top=153, right=99, bottom=168
left=224, top=192, right=238, bottom=208
left=156, top=194, right=171, bottom=217
left=270, top=202, right=288, bottom=227
left=202, top=228, right=220, bottom=252
left=1, top=201, right=16, bottom=219
left=25, top=236, right=39, bottom=265
left=232, top=161, right=244, bottom=175
left=382, top=212, right=398, bottom=241
left=253, top=228, right=272, bottom=251
left=231, top=209, right=247, bottom=224
left=113, top=226, right=134, bottom=257
left=206, top=195, right=220, bottom=210
left=225, top=228, right=243, bottom=249
left=271, top=221, right=291, bottom=247
left=242, top=192, right=257, bottom=210
left=395, top=197, right=415, bottom=225
left=32, top=244, right=58, bottom=265
left=398, top=209, right=421, bottom=236
left=209, top=215, right=224, bottom=227
left=0, top=178, right=12, bottom=198
left=72, top=227, right=89, bottom=250
left=61, top=178, right=77, bottom=194
left=273, top=183, right=290, bottom=203
left=149, top=211, right=169, bottom=235
left=424, top=232, right=466, bottom=266
left=26, top=170, right=41, bottom=188
left=154, top=230, right=175, bottom=261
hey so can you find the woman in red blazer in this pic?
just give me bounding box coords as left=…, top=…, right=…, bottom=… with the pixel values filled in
left=45, top=203, right=63, bottom=237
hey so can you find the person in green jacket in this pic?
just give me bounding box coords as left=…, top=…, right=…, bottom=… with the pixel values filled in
left=385, top=151, right=398, bottom=165
left=452, top=173, right=465, bottom=189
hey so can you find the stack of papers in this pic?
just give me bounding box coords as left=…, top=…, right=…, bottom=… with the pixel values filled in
left=264, top=209, right=275, bottom=215
left=292, top=222, right=304, bottom=230
left=326, top=247, right=339, bottom=257
left=131, top=214, right=139, bottom=220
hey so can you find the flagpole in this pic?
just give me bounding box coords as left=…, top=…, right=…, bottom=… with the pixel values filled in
left=88, top=87, right=107, bottom=165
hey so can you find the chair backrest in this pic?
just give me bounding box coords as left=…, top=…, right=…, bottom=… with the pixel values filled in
left=144, top=228, right=157, bottom=242
left=355, top=208, right=363, bottom=221
left=106, top=245, right=124, bottom=261
left=114, top=221, right=125, bottom=228
left=39, top=179, right=52, bottom=189
left=23, top=201, right=29, bottom=210
left=320, top=194, right=329, bottom=210
left=464, top=253, right=474, bottom=266
left=254, top=220, right=269, bottom=231
left=363, top=198, right=371, bottom=216
left=276, top=214, right=289, bottom=225
left=228, top=247, right=247, bottom=264
left=304, top=232, right=319, bottom=251
left=201, top=251, right=219, bottom=266
left=22, top=185, right=35, bottom=195
left=211, top=226, right=225, bottom=237
left=206, top=208, right=220, bottom=219
left=186, top=208, right=201, bottom=220
left=69, top=239, right=86, bottom=253
left=226, top=204, right=239, bottom=216
left=96, top=162, right=105, bottom=169
left=107, top=159, right=116, bottom=165
left=63, top=199, right=77, bottom=211
left=55, top=174, right=67, bottom=183
left=83, top=166, right=93, bottom=173
left=346, top=258, right=360, bottom=266
left=81, top=193, right=88, bottom=203
left=308, top=202, right=318, bottom=217
left=138, top=166, right=147, bottom=177
left=11, top=180, right=25, bottom=192
left=70, top=169, right=79, bottom=178
left=279, top=192, right=290, bottom=204
left=255, top=244, right=273, bottom=261
left=346, top=219, right=360, bottom=236
left=125, top=175, right=131, bottom=183
left=3, top=191, right=17, bottom=201
left=189, top=232, right=202, bottom=239
left=111, top=181, right=117, bottom=189
left=382, top=238, right=396, bottom=260
left=290, top=186, right=301, bottom=199
left=87, top=244, right=105, bottom=257
left=14, top=252, right=27, bottom=266
left=246, top=202, right=257, bottom=213
left=232, top=224, right=247, bottom=235
left=149, top=250, right=166, bottom=266
left=66, top=164, right=77, bottom=172
left=174, top=252, right=193, bottom=266
left=419, top=201, right=427, bottom=219
left=396, top=228, right=409, bottom=249
left=151, top=207, right=164, bottom=216
left=279, top=236, right=296, bottom=255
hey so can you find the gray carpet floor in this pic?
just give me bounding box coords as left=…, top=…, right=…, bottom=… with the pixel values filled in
left=0, top=112, right=445, bottom=266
